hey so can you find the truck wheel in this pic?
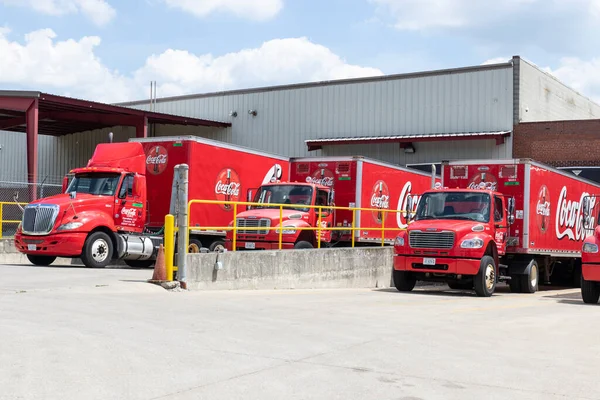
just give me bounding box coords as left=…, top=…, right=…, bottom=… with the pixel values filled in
left=81, top=231, right=113, bottom=268
left=188, top=238, right=203, bottom=253
left=209, top=240, right=226, bottom=252
left=520, top=260, right=539, bottom=294
left=393, top=270, right=416, bottom=292
left=27, top=255, right=56, bottom=266
left=124, top=259, right=155, bottom=269
left=448, top=282, right=472, bottom=290
left=581, top=276, right=600, bottom=304
left=294, top=241, right=314, bottom=249
left=474, top=255, right=496, bottom=297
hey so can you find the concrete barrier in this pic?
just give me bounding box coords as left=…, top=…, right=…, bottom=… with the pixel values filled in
left=186, top=247, right=395, bottom=291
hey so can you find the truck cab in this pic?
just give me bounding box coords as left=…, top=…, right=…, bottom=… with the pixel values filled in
left=581, top=195, right=600, bottom=303
left=393, top=188, right=514, bottom=297
left=14, top=142, right=156, bottom=268
left=226, top=182, right=334, bottom=250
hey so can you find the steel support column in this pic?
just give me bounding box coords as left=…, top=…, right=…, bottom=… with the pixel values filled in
left=26, top=99, right=39, bottom=199
left=136, top=116, right=148, bottom=138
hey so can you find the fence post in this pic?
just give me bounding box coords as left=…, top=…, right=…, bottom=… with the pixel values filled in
left=278, top=205, right=283, bottom=250
left=351, top=209, right=356, bottom=248
left=165, top=214, right=175, bottom=281
left=176, top=164, right=189, bottom=287
left=233, top=203, right=238, bottom=252
left=317, top=206, right=322, bottom=249
left=0, top=203, right=3, bottom=239
left=381, top=210, right=386, bottom=247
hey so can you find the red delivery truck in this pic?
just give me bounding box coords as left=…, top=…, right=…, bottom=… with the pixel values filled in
left=580, top=196, right=600, bottom=303
left=226, top=156, right=438, bottom=250
left=393, top=158, right=600, bottom=297
left=14, top=136, right=289, bottom=268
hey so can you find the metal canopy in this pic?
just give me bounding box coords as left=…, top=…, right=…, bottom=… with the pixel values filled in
left=0, top=90, right=231, bottom=194
left=305, top=131, right=512, bottom=151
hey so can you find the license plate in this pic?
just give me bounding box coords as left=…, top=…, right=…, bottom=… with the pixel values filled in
left=245, top=242, right=256, bottom=249
left=27, top=244, right=36, bottom=251
left=423, top=258, right=436, bottom=266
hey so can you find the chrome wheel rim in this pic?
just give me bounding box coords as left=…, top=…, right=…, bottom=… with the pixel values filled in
left=188, top=243, right=200, bottom=253
left=213, top=244, right=225, bottom=252
left=485, top=264, right=495, bottom=291
left=92, top=238, right=109, bottom=263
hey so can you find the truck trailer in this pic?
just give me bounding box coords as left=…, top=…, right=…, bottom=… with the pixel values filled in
left=14, top=136, right=289, bottom=268
left=226, top=156, right=438, bottom=250
left=393, top=159, right=600, bottom=297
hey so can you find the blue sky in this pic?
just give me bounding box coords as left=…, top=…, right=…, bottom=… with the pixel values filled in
left=1, top=0, right=599, bottom=103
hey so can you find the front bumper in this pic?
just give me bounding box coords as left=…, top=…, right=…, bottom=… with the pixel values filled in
left=14, top=232, right=87, bottom=257
left=394, top=254, right=481, bottom=276
left=225, top=239, right=295, bottom=251
left=582, top=263, right=600, bottom=282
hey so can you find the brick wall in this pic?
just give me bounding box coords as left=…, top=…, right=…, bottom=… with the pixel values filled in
left=513, top=120, right=600, bottom=167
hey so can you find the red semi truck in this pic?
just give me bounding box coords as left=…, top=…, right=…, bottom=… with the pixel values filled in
left=580, top=196, right=600, bottom=303
left=226, top=156, right=438, bottom=250
left=393, top=159, right=600, bottom=297
left=14, top=136, right=289, bottom=268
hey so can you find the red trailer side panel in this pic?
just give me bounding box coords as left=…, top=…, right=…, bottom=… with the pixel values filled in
left=358, top=160, right=437, bottom=242
left=134, top=137, right=289, bottom=231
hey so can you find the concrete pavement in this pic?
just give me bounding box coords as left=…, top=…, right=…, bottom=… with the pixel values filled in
left=0, top=263, right=599, bottom=400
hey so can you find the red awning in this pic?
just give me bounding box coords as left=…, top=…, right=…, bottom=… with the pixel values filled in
left=306, top=131, right=511, bottom=151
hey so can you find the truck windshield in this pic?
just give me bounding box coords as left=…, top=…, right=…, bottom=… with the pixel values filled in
left=252, top=185, right=313, bottom=212
left=66, top=173, right=121, bottom=196
left=415, top=192, right=491, bottom=222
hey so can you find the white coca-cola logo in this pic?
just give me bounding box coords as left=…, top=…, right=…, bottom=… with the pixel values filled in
left=536, top=201, right=550, bottom=216
left=262, top=164, right=283, bottom=184
left=396, top=181, right=421, bottom=229
left=468, top=181, right=497, bottom=191
left=306, top=176, right=334, bottom=187
left=146, top=154, right=167, bottom=165
left=121, top=207, right=136, bottom=218
left=215, top=181, right=241, bottom=196
left=371, top=193, right=389, bottom=209
left=555, top=186, right=595, bottom=241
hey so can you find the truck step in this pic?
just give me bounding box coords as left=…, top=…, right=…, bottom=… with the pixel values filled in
left=498, top=275, right=511, bottom=282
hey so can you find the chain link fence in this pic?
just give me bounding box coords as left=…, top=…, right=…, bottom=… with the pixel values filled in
left=0, top=180, right=63, bottom=238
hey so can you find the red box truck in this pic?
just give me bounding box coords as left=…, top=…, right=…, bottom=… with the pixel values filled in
left=14, top=136, right=289, bottom=268
left=226, top=156, right=438, bottom=250
left=393, top=159, right=600, bottom=297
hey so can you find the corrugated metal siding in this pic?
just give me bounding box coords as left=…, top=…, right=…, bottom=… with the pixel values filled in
left=127, top=66, right=514, bottom=161
left=519, top=59, right=600, bottom=122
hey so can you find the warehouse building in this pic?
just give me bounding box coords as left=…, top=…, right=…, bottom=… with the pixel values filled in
left=1, top=55, right=600, bottom=185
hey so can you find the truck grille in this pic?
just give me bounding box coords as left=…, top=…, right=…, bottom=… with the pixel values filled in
left=409, top=231, right=455, bottom=249
left=236, top=218, right=271, bottom=235
left=22, top=204, right=59, bottom=235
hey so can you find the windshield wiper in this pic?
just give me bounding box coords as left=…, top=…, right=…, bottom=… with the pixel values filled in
left=416, top=216, right=436, bottom=220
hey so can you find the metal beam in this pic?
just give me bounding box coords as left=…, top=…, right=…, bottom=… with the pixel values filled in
left=41, top=111, right=142, bottom=126
left=0, top=97, right=35, bottom=113
left=136, top=116, right=148, bottom=138
left=26, top=99, right=39, bottom=197
left=0, top=116, right=26, bottom=130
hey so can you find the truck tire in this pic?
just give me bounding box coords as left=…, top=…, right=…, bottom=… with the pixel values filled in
left=581, top=276, right=600, bottom=304
left=27, top=255, right=56, bottom=266
left=393, top=270, right=416, bottom=292
left=81, top=231, right=113, bottom=268
left=209, top=240, right=226, bottom=252
left=294, top=241, right=314, bottom=249
left=188, top=238, right=203, bottom=253
left=520, top=260, right=539, bottom=294
left=124, top=259, right=155, bottom=269
left=474, top=255, right=496, bottom=297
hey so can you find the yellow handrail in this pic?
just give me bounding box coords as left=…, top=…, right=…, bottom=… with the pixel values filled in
left=0, top=201, right=29, bottom=239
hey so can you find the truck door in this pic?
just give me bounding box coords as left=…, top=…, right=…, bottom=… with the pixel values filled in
left=115, top=174, right=144, bottom=232
left=493, top=195, right=508, bottom=255
left=316, top=188, right=333, bottom=243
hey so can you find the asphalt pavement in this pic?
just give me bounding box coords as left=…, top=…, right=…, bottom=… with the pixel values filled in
left=0, top=263, right=598, bottom=400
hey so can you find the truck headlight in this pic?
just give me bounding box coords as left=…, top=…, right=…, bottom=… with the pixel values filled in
left=583, top=243, right=599, bottom=253
left=460, top=238, right=484, bottom=249
left=57, top=222, right=83, bottom=231
left=276, top=226, right=297, bottom=234
left=394, top=236, right=405, bottom=246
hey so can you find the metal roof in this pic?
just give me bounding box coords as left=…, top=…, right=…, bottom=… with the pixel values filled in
left=305, top=131, right=512, bottom=151
left=0, top=91, right=231, bottom=136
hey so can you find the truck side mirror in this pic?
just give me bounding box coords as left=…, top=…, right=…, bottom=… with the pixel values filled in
left=246, top=189, right=255, bottom=210
left=406, top=195, right=414, bottom=222
left=62, top=176, right=69, bottom=193
left=329, top=190, right=335, bottom=205
left=583, top=196, right=595, bottom=230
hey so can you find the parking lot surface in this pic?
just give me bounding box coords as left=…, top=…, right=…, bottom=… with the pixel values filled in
left=1, top=263, right=599, bottom=400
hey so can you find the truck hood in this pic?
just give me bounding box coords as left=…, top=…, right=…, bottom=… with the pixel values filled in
left=236, top=208, right=309, bottom=223
left=408, top=219, right=489, bottom=235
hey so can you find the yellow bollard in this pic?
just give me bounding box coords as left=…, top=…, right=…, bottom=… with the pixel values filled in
left=165, top=214, right=175, bottom=281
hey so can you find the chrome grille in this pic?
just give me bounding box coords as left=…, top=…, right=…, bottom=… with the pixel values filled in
left=22, top=204, right=59, bottom=235
left=236, top=218, right=271, bottom=235
left=409, top=231, right=455, bottom=249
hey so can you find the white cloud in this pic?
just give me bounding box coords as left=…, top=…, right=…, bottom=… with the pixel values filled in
left=546, top=57, right=600, bottom=103
left=482, top=57, right=510, bottom=65
left=0, top=29, right=382, bottom=103
left=369, top=0, right=598, bottom=31
left=163, top=0, right=283, bottom=21
left=1, top=0, right=116, bottom=26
